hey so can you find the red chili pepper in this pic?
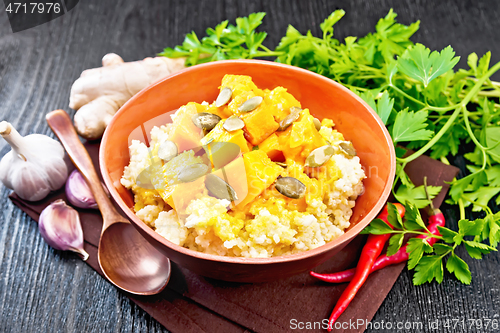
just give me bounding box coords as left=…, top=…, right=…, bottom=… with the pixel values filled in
left=325, top=203, right=405, bottom=331
left=311, top=208, right=445, bottom=284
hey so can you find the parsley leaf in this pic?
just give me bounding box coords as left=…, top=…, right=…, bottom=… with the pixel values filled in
left=372, top=9, right=419, bottom=62
left=361, top=218, right=393, bottom=235
left=159, top=12, right=278, bottom=65
left=458, top=219, right=485, bottom=237
left=375, top=91, right=394, bottom=125
left=437, top=226, right=458, bottom=243
left=387, top=202, right=403, bottom=229
left=320, top=10, right=345, bottom=41
left=485, top=127, right=500, bottom=164
left=387, top=233, right=404, bottom=256
left=407, top=238, right=432, bottom=269
left=403, top=202, right=428, bottom=230
left=413, top=255, right=444, bottom=285
left=433, top=243, right=453, bottom=255
left=397, top=44, right=460, bottom=87
left=391, top=109, right=434, bottom=143
left=395, top=184, right=442, bottom=209
left=446, top=253, right=471, bottom=285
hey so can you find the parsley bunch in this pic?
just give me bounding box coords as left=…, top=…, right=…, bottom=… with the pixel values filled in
left=363, top=202, right=498, bottom=285
left=159, top=13, right=281, bottom=65
left=160, top=10, right=500, bottom=284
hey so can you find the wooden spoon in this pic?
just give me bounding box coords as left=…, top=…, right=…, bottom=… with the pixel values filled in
left=46, top=110, right=171, bottom=295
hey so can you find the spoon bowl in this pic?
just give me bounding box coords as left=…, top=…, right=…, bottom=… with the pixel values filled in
left=99, top=222, right=171, bottom=294
left=47, top=110, right=171, bottom=295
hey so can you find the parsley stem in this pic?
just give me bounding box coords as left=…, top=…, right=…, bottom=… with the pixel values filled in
left=477, top=90, right=500, bottom=97
left=458, top=198, right=466, bottom=220
left=461, top=194, right=494, bottom=214
left=389, top=84, right=426, bottom=106
left=250, top=51, right=285, bottom=58
left=397, top=106, right=460, bottom=163
left=463, top=105, right=488, bottom=152
left=399, top=60, right=500, bottom=164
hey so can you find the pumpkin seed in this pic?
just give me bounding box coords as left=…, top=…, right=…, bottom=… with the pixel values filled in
left=339, top=141, right=357, bottom=157
left=203, top=137, right=214, bottom=145
left=192, top=112, right=221, bottom=130
left=177, top=163, right=209, bottom=183
left=223, top=116, right=245, bottom=132
left=205, top=174, right=238, bottom=201
left=313, top=118, right=322, bottom=131
left=157, top=140, right=178, bottom=162
left=215, top=87, right=232, bottom=107
left=278, top=107, right=302, bottom=131
left=275, top=162, right=287, bottom=168
left=305, top=145, right=335, bottom=167
left=238, top=96, right=263, bottom=112
left=275, top=177, right=306, bottom=199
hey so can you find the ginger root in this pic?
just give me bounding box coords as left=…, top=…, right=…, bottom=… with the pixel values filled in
left=69, top=53, right=186, bottom=140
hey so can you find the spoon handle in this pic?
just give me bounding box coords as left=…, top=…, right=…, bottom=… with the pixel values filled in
left=46, top=110, right=124, bottom=226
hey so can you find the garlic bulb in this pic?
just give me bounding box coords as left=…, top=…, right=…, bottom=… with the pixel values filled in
left=39, top=199, right=89, bottom=260
left=0, top=121, right=68, bottom=201
left=65, top=170, right=98, bottom=209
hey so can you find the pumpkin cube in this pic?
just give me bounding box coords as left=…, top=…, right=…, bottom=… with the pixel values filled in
left=258, top=133, right=284, bottom=161
left=264, top=86, right=302, bottom=122
left=237, top=150, right=283, bottom=208
left=168, top=104, right=203, bottom=152
left=241, top=106, right=280, bottom=146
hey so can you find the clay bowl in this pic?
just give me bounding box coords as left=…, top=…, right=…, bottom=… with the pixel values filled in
left=100, top=59, right=396, bottom=283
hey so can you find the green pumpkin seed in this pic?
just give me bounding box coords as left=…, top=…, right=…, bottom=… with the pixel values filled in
left=313, top=118, right=322, bottom=131
left=278, top=107, right=302, bottom=131
left=339, top=141, right=357, bottom=157
left=223, top=116, right=245, bottom=132
left=157, top=140, right=178, bottom=162
left=305, top=145, right=335, bottom=167
left=215, top=87, right=232, bottom=107
left=192, top=112, right=221, bottom=130
left=275, top=177, right=306, bottom=199
left=205, top=174, right=238, bottom=201
left=275, top=162, right=287, bottom=168
left=238, top=96, right=263, bottom=112
left=177, top=163, right=209, bottom=183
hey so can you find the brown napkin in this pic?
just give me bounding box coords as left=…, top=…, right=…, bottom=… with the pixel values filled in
left=9, top=142, right=459, bottom=333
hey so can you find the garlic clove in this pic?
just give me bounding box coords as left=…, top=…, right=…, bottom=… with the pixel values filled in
left=65, top=169, right=98, bottom=209
left=39, top=199, right=89, bottom=261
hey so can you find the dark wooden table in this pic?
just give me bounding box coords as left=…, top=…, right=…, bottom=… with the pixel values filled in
left=1, top=0, right=499, bottom=332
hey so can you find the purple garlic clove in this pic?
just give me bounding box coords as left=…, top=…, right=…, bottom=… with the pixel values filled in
left=65, top=169, right=98, bottom=209
left=39, top=199, right=89, bottom=261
